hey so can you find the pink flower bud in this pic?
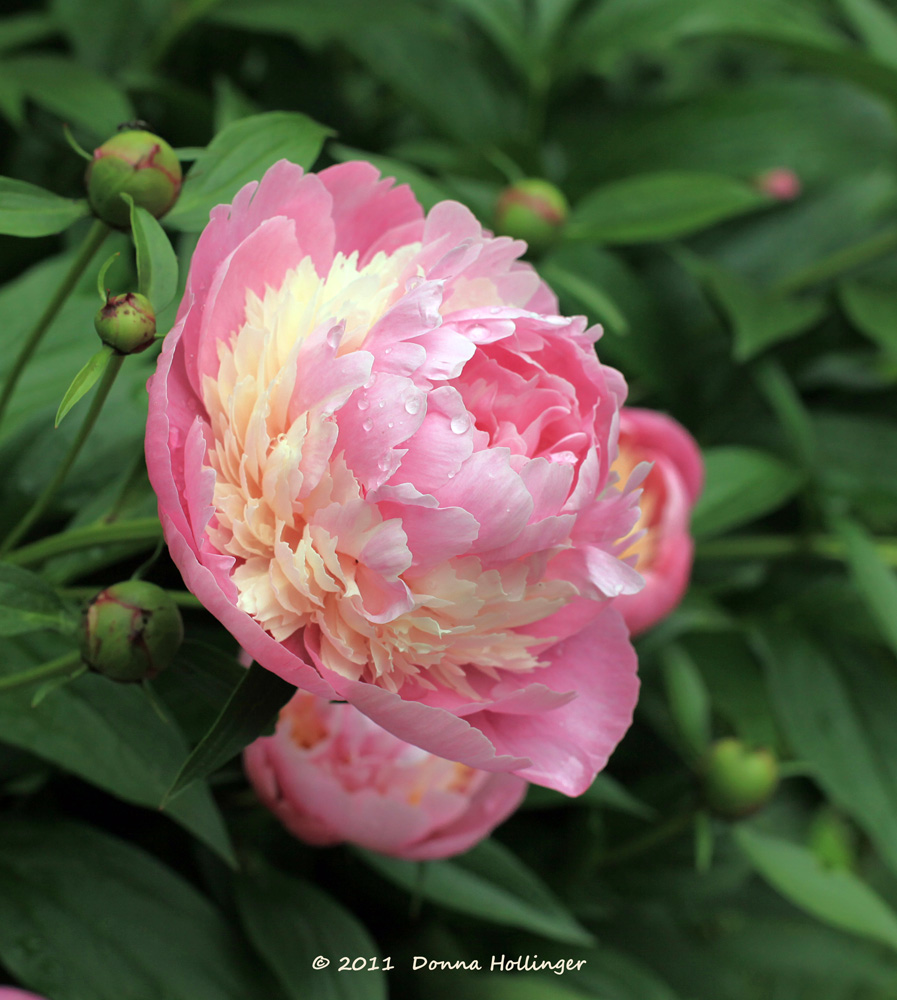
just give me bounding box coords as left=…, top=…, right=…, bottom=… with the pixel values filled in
left=494, top=178, right=568, bottom=251
left=95, top=292, right=156, bottom=354
left=754, top=168, right=801, bottom=201
left=612, top=408, right=704, bottom=635
left=245, top=692, right=527, bottom=859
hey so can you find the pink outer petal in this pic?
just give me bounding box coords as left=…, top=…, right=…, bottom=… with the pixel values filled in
left=0, top=991, right=46, bottom=1000
left=462, top=608, right=639, bottom=796
left=619, top=408, right=704, bottom=502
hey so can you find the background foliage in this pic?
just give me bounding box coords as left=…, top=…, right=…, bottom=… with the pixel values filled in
left=2, top=0, right=897, bottom=997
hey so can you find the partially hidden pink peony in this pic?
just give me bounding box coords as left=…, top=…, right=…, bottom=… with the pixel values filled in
left=244, top=691, right=528, bottom=859
left=612, top=408, right=704, bottom=635
left=146, top=160, right=644, bottom=795
left=0, top=989, right=47, bottom=1000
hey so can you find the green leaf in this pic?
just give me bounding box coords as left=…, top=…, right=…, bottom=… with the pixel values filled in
left=420, top=974, right=594, bottom=1000
left=123, top=193, right=179, bottom=312
left=0, top=633, right=236, bottom=866
left=0, top=565, right=74, bottom=637
left=164, top=660, right=295, bottom=803
left=735, top=825, right=897, bottom=953
left=690, top=447, right=804, bottom=539
left=0, top=12, right=58, bottom=53
left=567, top=172, right=769, bottom=244
left=0, top=819, right=273, bottom=1000
left=840, top=279, right=897, bottom=358
left=236, top=861, right=386, bottom=1000
left=838, top=0, right=897, bottom=67
left=681, top=253, right=825, bottom=360
left=661, top=643, right=712, bottom=760
left=358, top=838, right=594, bottom=945
left=167, top=111, right=332, bottom=232
left=0, top=176, right=89, bottom=237
left=523, top=773, right=655, bottom=819
left=55, top=344, right=113, bottom=427
left=831, top=514, right=897, bottom=660
left=1, top=54, right=133, bottom=136
left=756, top=623, right=897, bottom=874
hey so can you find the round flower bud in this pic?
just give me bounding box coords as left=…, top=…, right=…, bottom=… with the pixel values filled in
left=494, top=178, right=568, bottom=252
left=95, top=292, right=156, bottom=354
left=86, top=129, right=182, bottom=229
left=81, top=581, right=183, bottom=682
left=754, top=167, right=801, bottom=201
left=701, top=737, right=779, bottom=818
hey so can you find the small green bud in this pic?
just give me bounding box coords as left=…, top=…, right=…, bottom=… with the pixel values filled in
left=86, top=129, right=182, bottom=229
left=494, top=178, right=568, bottom=252
left=81, top=581, right=183, bottom=683
left=95, top=292, right=156, bottom=354
left=701, top=737, right=779, bottom=818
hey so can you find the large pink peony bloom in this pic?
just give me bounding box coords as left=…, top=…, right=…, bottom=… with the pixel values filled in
left=245, top=691, right=527, bottom=859
left=613, top=408, right=704, bottom=635
left=146, top=160, right=643, bottom=795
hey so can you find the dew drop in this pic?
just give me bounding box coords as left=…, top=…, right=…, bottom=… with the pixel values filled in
left=450, top=414, right=470, bottom=435
left=404, top=394, right=422, bottom=415
left=378, top=399, right=385, bottom=408
left=362, top=418, right=373, bottom=432
left=326, top=325, right=342, bottom=349
left=357, top=397, right=370, bottom=410
left=387, top=421, right=394, bottom=429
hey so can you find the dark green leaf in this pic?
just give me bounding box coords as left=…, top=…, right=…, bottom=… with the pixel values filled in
left=840, top=279, right=897, bottom=358
left=54, top=344, right=112, bottom=427
left=0, top=12, right=58, bottom=53
left=164, top=660, right=295, bottom=803
left=736, top=825, right=897, bottom=953
left=358, top=838, right=594, bottom=945
left=661, top=643, right=712, bottom=760
left=837, top=0, right=897, bottom=67
left=124, top=193, right=179, bottom=312
left=0, top=633, right=235, bottom=865
left=523, top=773, right=655, bottom=819
left=0, top=819, right=273, bottom=1000
left=0, top=565, right=74, bottom=637
left=757, top=623, right=897, bottom=874
left=568, top=173, right=768, bottom=244
left=167, top=112, right=332, bottom=232
left=691, top=447, right=804, bottom=538
left=0, top=176, right=89, bottom=237
left=236, top=861, right=386, bottom=1000
left=831, top=514, right=897, bottom=659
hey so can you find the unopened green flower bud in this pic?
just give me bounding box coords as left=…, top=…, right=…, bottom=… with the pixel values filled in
left=86, top=129, right=182, bottom=229
left=494, top=178, right=568, bottom=252
left=95, top=292, right=156, bottom=354
left=700, top=738, right=779, bottom=819
left=81, top=581, right=183, bottom=683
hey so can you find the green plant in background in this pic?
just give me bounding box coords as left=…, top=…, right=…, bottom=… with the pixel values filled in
left=0, top=1, right=897, bottom=999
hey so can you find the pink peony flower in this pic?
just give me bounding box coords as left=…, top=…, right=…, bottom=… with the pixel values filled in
left=754, top=168, right=801, bottom=201
left=612, top=408, right=704, bottom=635
left=0, top=989, right=46, bottom=1000
left=146, top=160, right=643, bottom=795
left=244, top=691, right=528, bottom=859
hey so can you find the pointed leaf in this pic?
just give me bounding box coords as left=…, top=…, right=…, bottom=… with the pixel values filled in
left=236, top=861, right=386, bottom=1000
left=840, top=279, right=897, bottom=358
left=357, top=838, right=594, bottom=945
left=55, top=345, right=112, bottom=427
left=167, top=111, right=333, bottom=232
left=736, top=825, right=897, bottom=953
left=123, top=193, right=179, bottom=312
left=567, top=172, right=768, bottom=244
left=0, top=820, right=272, bottom=1000
left=0, top=175, right=88, bottom=237
left=164, top=660, right=295, bottom=802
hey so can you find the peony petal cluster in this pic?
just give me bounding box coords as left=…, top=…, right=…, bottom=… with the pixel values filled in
left=146, top=160, right=644, bottom=795
left=612, top=408, right=704, bottom=635
left=245, top=691, right=528, bottom=859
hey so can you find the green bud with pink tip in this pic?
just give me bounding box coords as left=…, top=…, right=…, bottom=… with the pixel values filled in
left=700, top=737, right=779, bottom=818
left=86, top=129, right=182, bottom=229
left=494, top=178, right=568, bottom=252
left=81, top=581, right=183, bottom=683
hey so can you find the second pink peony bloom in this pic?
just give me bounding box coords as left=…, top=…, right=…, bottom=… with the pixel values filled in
left=146, top=160, right=644, bottom=794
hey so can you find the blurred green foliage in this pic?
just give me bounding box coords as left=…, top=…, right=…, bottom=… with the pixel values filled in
left=1, top=0, right=897, bottom=998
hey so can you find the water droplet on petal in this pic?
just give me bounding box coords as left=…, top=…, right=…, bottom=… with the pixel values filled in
left=387, top=421, right=394, bottom=429
left=362, top=418, right=373, bottom=432
left=326, top=325, right=342, bottom=349
left=450, top=414, right=470, bottom=435
left=404, top=393, right=422, bottom=415
left=357, top=397, right=370, bottom=410
left=364, top=375, right=376, bottom=389
left=378, top=400, right=385, bottom=408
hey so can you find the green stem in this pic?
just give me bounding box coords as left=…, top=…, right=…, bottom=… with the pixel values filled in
left=0, top=219, right=109, bottom=428
left=3, top=517, right=162, bottom=568
left=1, top=354, right=125, bottom=554
left=773, top=227, right=897, bottom=296
left=0, top=650, right=82, bottom=693
left=594, top=808, right=696, bottom=868
left=697, top=534, right=897, bottom=567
